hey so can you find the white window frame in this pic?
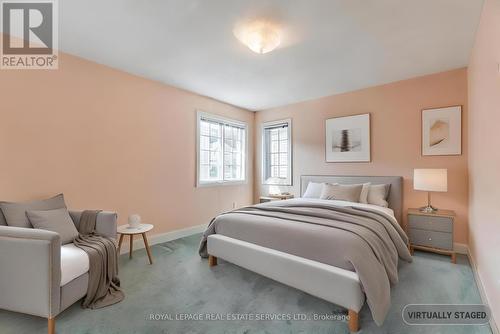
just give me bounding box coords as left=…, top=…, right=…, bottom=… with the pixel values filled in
left=261, top=118, right=293, bottom=186
left=196, top=111, right=248, bottom=187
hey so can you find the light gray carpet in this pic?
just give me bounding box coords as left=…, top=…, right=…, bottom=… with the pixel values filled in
left=0, top=234, right=492, bottom=334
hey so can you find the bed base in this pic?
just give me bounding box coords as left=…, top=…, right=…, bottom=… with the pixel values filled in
left=207, top=234, right=364, bottom=332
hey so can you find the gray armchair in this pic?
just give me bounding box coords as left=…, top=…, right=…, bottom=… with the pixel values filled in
left=0, top=210, right=117, bottom=334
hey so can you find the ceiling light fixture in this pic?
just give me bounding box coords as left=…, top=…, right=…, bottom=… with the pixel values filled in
left=234, top=20, right=281, bottom=54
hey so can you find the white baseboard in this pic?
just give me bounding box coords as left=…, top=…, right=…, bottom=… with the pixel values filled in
left=466, top=246, right=499, bottom=334
left=119, top=223, right=206, bottom=255
left=453, top=242, right=469, bottom=254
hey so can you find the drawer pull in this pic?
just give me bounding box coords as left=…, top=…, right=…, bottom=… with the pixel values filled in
left=428, top=238, right=432, bottom=241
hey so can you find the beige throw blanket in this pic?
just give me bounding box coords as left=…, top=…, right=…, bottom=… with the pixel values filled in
left=73, top=210, right=124, bottom=309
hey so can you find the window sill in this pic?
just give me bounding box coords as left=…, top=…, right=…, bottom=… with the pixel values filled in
left=262, top=181, right=293, bottom=186
left=197, top=180, right=248, bottom=188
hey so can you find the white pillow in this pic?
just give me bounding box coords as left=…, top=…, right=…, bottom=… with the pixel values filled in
left=367, top=184, right=391, bottom=207
left=302, top=182, right=325, bottom=199
left=359, top=183, right=371, bottom=203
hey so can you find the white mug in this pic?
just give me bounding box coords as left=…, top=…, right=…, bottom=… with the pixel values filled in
left=128, top=214, right=141, bottom=228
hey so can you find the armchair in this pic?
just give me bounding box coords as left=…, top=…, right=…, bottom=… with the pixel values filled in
left=0, top=210, right=117, bottom=334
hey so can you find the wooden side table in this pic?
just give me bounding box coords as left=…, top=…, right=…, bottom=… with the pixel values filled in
left=117, top=224, right=154, bottom=264
left=259, top=194, right=294, bottom=203
left=407, top=208, right=456, bottom=263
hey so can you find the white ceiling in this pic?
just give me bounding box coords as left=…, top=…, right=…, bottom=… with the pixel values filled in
left=58, top=0, right=483, bottom=111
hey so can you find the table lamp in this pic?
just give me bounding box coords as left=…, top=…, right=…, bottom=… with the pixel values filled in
left=266, top=176, right=288, bottom=195
left=413, top=169, right=447, bottom=213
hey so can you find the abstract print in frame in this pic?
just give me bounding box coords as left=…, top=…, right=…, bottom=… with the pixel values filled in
left=325, top=113, right=371, bottom=162
left=422, top=106, right=462, bottom=156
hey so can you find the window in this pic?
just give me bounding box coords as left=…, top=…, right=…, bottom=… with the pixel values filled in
left=262, top=119, right=292, bottom=185
left=197, top=112, right=247, bottom=186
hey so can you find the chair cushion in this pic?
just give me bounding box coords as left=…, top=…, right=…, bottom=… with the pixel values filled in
left=27, top=208, right=79, bottom=244
left=60, top=243, right=89, bottom=286
left=0, top=194, right=66, bottom=228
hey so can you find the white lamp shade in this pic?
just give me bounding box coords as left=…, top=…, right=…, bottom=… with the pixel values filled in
left=414, top=169, right=448, bottom=192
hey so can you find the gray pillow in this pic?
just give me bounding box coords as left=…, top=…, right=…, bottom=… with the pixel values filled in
left=367, top=184, right=391, bottom=207
left=0, top=194, right=67, bottom=228
left=320, top=183, right=363, bottom=203
left=27, top=208, right=79, bottom=244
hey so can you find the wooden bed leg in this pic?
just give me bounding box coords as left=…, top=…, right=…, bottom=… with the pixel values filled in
left=208, top=255, right=218, bottom=267
left=48, top=317, right=55, bottom=334
left=348, top=309, right=359, bottom=332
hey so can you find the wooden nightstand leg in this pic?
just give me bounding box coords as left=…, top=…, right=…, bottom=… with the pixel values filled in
left=117, top=234, right=124, bottom=255
left=451, top=252, right=456, bottom=264
left=410, top=245, right=414, bottom=256
left=142, top=233, right=153, bottom=265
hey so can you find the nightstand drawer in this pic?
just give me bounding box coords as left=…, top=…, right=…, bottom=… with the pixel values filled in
left=408, top=214, right=453, bottom=233
left=409, top=229, right=453, bottom=250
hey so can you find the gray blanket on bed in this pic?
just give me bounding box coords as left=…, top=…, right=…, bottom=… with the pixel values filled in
left=73, top=210, right=124, bottom=309
left=199, top=200, right=412, bottom=325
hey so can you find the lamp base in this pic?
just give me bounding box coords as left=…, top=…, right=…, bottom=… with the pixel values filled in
left=419, top=205, right=438, bottom=213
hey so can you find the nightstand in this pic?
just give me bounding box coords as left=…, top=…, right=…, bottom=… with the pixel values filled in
left=407, top=208, right=456, bottom=263
left=259, top=194, right=294, bottom=203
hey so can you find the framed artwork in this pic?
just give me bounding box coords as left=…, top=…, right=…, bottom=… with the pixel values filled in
left=325, top=113, right=371, bottom=162
left=422, top=106, right=462, bottom=156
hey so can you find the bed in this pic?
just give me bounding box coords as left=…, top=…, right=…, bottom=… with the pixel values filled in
left=199, top=175, right=411, bottom=332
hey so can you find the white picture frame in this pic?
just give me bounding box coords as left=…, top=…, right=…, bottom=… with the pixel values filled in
left=325, top=113, right=371, bottom=162
left=422, top=106, right=462, bottom=156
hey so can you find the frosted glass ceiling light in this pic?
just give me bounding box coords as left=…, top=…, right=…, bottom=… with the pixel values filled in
left=234, top=20, right=281, bottom=54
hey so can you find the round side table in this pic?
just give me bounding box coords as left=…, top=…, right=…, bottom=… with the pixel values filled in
left=117, top=224, right=154, bottom=264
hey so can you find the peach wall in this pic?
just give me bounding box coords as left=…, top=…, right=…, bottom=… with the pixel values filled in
left=255, top=69, right=469, bottom=243
left=0, top=49, right=254, bottom=236
left=468, top=0, right=500, bottom=327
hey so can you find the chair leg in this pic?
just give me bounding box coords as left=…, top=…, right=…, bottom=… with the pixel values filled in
left=348, top=309, right=359, bottom=332
left=208, top=255, right=217, bottom=267
left=48, top=317, right=55, bottom=334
